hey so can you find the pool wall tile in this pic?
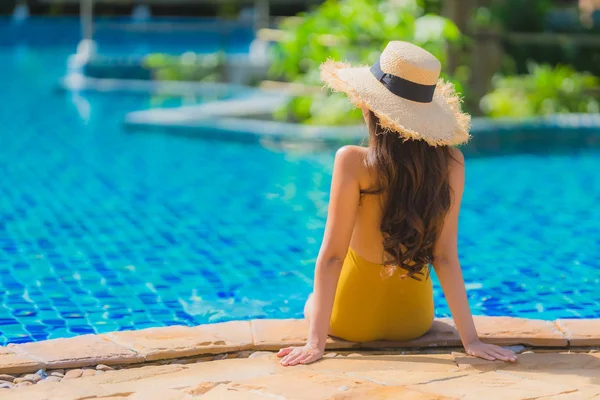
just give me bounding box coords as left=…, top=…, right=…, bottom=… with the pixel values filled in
left=0, top=346, right=44, bottom=374
left=555, top=319, right=600, bottom=346
left=103, top=321, right=253, bottom=361
left=9, top=335, right=144, bottom=369
left=250, top=319, right=358, bottom=350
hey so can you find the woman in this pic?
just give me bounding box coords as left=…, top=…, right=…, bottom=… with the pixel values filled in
left=277, top=42, right=517, bottom=366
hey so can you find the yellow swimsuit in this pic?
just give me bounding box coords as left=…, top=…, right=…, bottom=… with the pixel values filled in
left=329, top=247, right=434, bottom=342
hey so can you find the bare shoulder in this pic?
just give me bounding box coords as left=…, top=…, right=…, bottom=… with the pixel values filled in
left=335, top=145, right=367, bottom=160
left=333, top=145, right=369, bottom=185
left=334, top=145, right=367, bottom=170
left=449, top=147, right=465, bottom=167
left=448, top=148, right=465, bottom=195
left=448, top=147, right=465, bottom=175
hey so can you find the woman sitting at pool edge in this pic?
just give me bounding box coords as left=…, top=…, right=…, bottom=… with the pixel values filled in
left=277, top=42, right=517, bottom=366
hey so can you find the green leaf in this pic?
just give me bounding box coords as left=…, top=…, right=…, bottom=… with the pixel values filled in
left=270, top=0, right=463, bottom=124
left=481, top=63, right=599, bottom=118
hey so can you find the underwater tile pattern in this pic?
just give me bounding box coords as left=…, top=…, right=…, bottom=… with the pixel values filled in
left=0, top=19, right=599, bottom=345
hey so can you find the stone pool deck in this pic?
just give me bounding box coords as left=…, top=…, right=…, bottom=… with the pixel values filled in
left=1, top=317, right=599, bottom=399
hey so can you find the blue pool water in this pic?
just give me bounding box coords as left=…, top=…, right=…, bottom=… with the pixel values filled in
left=1, top=19, right=599, bottom=345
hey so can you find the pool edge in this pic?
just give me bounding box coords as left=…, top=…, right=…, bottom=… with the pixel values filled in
left=2, top=316, right=599, bottom=374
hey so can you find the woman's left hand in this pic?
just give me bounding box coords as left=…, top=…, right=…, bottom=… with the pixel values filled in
left=464, top=340, right=517, bottom=362
left=277, top=344, right=324, bottom=366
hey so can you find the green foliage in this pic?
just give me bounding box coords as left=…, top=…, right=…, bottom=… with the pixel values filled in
left=480, top=63, right=600, bottom=118
left=415, top=0, right=443, bottom=15
left=270, top=0, right=462, bottom=125
left=475, top=0, right=554, bottom=33
left=143, top=52, right=225, bottom=82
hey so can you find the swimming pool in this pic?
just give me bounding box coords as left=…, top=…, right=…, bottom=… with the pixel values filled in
left=1, top=18, right=599, bottom=345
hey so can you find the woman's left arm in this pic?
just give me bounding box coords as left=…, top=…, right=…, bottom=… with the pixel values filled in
left=433, top=150, right=516, bottom=362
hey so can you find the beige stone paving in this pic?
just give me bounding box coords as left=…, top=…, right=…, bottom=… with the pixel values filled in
left=103, top=321, right=254, bottom=361
left=10, top=334, right=144, bottom=369
left=251, top=319, right=358, bottom=350
left=0, top=317, right=584, bottom=374
left=556, top=319, right=600, bottom=346
left=1, top=317, right=600, bottom=399
left=1, top=352, right=599, bottom=399
left=0, top=346, right=44, bottom=375
left=471, top=316, right=567, bottom=346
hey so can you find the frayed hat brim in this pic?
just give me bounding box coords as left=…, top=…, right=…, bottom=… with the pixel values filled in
left=320, top=60, right=471, bottom=146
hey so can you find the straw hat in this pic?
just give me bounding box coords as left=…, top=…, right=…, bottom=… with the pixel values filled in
left=320, top=41, right=471, bottom=146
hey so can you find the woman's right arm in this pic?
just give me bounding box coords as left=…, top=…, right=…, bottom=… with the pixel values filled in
left=278, top=146, right=361, bottom=366
left=433, top=149, right=516, bottom=362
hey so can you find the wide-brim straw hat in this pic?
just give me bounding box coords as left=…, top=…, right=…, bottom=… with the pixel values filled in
left=321, top=41, right=471, bottom=146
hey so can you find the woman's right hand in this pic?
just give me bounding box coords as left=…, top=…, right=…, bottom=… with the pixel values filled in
left=277, top=344, right=324, bottom=366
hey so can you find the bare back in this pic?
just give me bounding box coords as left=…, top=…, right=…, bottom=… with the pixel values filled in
left=347, top=146, right=386, bottom=264
left=343, top=145, right=464, bottom=265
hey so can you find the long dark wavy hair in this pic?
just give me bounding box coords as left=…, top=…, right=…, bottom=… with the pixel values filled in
left=362, top=111, right=455, bottom=281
